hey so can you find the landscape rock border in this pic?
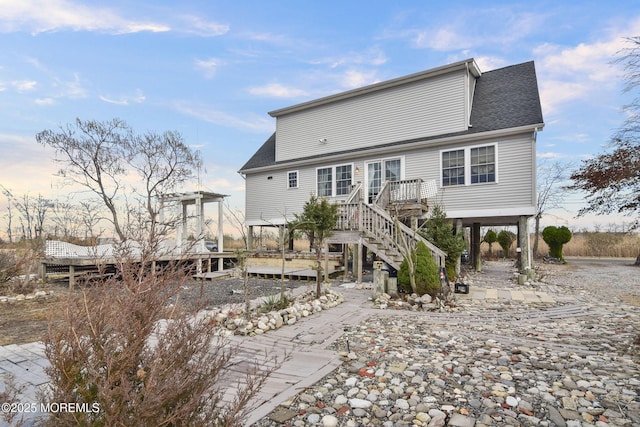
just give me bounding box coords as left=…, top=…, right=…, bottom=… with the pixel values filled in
left=196, top=289, right=345, bottom=337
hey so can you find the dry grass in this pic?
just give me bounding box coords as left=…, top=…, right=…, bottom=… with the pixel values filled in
left=532, top=232, right=639, bottom=258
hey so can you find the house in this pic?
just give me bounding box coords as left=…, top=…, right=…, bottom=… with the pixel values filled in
left=239, top=58, right=544, bottom=278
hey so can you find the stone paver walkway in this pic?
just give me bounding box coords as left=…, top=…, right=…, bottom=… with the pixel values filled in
left=0, top=285, right=556, bottom=426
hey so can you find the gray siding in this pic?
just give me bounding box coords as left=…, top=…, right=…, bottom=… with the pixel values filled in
left=245, top=168, right=320, bottom=225
left=275, top=71, right=468, bottom=162
left=403, top=134, right=535, bottom=213
left=245, top=132, right=536, bottom=225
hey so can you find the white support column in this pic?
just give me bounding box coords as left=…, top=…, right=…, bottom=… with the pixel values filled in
left=218, top=200, right=224, bottom=253
left=178, top=202, right=188, bottom=253
left=195, top=195, right=203, bottom=252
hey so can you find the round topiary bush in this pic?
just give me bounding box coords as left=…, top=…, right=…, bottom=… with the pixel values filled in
left=398, top=241, right=440, bottom=297
left=542, top=225, right=572, bottom=260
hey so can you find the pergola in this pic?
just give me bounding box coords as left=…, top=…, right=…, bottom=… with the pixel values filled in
left=160, top=190, right=228, bottom=254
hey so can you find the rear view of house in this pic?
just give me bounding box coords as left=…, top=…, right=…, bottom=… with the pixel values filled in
left=239, top=58, right=544, bottom=275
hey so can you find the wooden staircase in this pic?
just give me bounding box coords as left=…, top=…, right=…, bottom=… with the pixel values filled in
left=332, top=182, right=446, bottom=271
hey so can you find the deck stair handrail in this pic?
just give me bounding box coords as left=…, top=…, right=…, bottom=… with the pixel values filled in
left=373, top=178, right=428, bottom=209
left=336, top=201, right=446, bottom=270
left=344, top=181, right=363, bottom=204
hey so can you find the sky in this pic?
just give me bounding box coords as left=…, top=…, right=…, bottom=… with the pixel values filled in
left=1, top=0, right=639, bottom=239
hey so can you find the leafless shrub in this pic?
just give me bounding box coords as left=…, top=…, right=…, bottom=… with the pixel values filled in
left=0, top=245, right=41, bottom=295
left=0, top=373, right=27, bottom=427
left=43, top=256, right=277, bottom=426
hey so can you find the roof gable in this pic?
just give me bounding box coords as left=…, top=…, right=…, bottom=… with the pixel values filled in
left=240, top=60, right=543, bottom=173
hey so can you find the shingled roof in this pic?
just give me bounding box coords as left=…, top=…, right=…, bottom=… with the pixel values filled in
left=239, top=60, right=543, bottom=172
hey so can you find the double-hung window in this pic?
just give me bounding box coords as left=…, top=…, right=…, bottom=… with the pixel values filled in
left=316, top=164, right=353, bottom=197
left=470, top=146, right=495, bottom=183
left=442, top=150, right=465, bottom=186
left=441, top=144, right=496, bottom=186
left=287, top=170, right=298, bottom=189
left=335, top=165, right=352, bottom=196
left=317, top=167, right=333, bottom=197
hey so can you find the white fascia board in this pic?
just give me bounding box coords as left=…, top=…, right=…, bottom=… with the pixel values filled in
left=242, top=123, right=543, bottom=175
left=446, top=206, right=537, bottom=219
left=246, top=217, right=289, bottom=227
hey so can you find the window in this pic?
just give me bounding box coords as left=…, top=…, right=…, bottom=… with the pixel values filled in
left=470, top=146, right=495, bottom=183
left=442, top=149, right=465, bottom=186
left=441, top=144, right=496, bottom=186
left=316, top=164, right=353, bottom=197
left=367, top=157, right=402, bottom=203
left=385, top=159, right=401, bottom=182
left=287, top=170, right=298, bottom=189
left=335, top=165, right=352, bottom=196
left=317, top=167, right=332, bottom=197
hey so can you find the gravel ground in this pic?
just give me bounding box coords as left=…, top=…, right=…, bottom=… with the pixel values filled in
left=253, top=258, right=640, bottom=427
left=174, top=274, right=325, bottom=311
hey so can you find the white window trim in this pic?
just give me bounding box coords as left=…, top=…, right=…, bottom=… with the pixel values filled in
left=364, top=156, right=405, bottom=182
left=364, top=156, right=405, bottom=204
left=315, top=163, right=354, bottom=198
left=287, top=170, right=299, bottom=189
left=439, top=143, right=498, bottom=187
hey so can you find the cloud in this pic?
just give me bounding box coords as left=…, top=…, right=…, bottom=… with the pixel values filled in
left=194, top=58, right=221, bottom=79
left=339, top=69, right=380, bottom=89
left=179, top=15, right=229, bottom=37
left=0, top=0, right=170, bottom=34
left=473, top=56, right=509, bottom=73
left=12, top=80, right=37, bottom=92
left=248, top=83, right=308, bottom=98
left=99, top=89, right=146, bottom=105
left=313, top=46, right=388, bottom=69
left=534, top=18, right=640, bottom=116
left=535, top=38, right=628, bottom=116
left=173, top=101, right=274, bottom=133
left=537, top=151, right=565, bottom=159
left=408, top=9, right=542, bottom=51
left=35, top=97, right=55, bottom=106
left=52, top=73, right=87, bottom=99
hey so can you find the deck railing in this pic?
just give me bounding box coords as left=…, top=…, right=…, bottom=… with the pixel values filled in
left=336, top=201, right=446, bottom=267
left=373, top=178, right=427, bottom=209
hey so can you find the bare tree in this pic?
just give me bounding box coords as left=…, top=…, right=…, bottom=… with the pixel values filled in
left=50, top=197, right=80, bottom=240
left=129, top=130, right=201, bottom=248
left=78, top=199, right=103, bottom=240
left=1, top=185, right=51, bottom=240
left=224, top=201, right=250, bottom=249
left=36, top=118, right=201, bottom=245
left=4, top=197, right=13, bottom=243
left=37, top=119, right=132, bottom=241
left=534, top=160, right=571, bottom=257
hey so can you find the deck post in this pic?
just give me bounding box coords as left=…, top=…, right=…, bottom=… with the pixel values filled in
left=356, top=241, right=363, bottom=283
left=68, top=265, right=75, bottom=290
left=455, top=219, right=463, bottom=277
left=343, top=244, right=349, bottom=281
left=472, top=222, right=482, bottom=272
left=39, top=261, right=47, bottom=283
left=247, top=225, right=254, bottom=250
left=517, top=216, right=531, bottom=273
left=324, top=241, right=329, bottom=283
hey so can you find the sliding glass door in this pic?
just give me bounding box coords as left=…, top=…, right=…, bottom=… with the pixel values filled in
left=366, top=158, right=401, bottom=203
